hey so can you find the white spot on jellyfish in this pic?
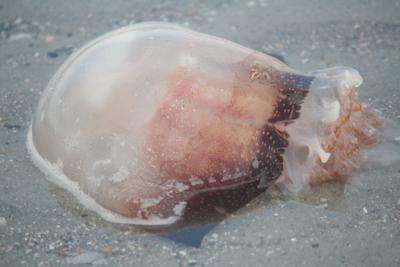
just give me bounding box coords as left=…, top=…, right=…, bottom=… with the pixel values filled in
left=208, top=177, right=217, bottom=183
left=179, top=53, right=198, bottom=67
left=93, top=159, right=112, bottom=168
left=321, top=99, right=340, bottom=123
left=317, top=145, right=331, bottom=163
left=161, top=180, right=190, bottom=193
left=221, top=172, right=243, bottom=182
left=252, top=158, right=260, bottom=169
left=173, top=201, right=187, bottom=216
left=140, top=196, right=164, bottom=209
left=109, top=166, right=129, bottom=183
left=189, top=176, right=204, bottom=186
left=82, top=76, right=114, bottom=109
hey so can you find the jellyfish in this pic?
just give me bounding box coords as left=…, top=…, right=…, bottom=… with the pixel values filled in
left=27, top=23, right=381, bottom=225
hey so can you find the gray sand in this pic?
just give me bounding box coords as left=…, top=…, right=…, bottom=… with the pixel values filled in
left=1, top=0, right=400, bottom=266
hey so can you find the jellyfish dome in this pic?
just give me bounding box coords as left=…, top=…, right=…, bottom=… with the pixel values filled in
left=28, top=23, right=380, bottom=225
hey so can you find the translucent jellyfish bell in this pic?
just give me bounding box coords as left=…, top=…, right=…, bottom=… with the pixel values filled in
left=28, top=23, right=380, bottom=225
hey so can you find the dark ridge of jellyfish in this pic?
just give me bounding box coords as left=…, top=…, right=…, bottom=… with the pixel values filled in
left=28, top=22, right=381, bottom=226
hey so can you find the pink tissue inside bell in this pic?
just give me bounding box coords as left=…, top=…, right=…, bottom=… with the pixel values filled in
left=145, top=67, right=278, bottom=182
